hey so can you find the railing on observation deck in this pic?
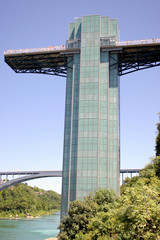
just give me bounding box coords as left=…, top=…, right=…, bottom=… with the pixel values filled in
left=4, top=38, right=160, bottom=56
left=4, top=45, right=66, bottom=55
left=116, top=38, right=160, bottom=46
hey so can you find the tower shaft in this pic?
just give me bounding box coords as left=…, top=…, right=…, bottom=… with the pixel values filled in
left=61, top=15, right=120, bottom=216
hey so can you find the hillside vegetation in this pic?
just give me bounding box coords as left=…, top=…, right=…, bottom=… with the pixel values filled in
left=0, top=183, right=61, bottom=218
left=58, top=115, right=160, bottom=240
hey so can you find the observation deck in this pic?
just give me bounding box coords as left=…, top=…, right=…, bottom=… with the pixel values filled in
left=4, top=38, right=160, bottom=76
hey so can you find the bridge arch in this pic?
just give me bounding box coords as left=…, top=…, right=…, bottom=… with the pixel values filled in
left=0, top=171, right=62, bottom=191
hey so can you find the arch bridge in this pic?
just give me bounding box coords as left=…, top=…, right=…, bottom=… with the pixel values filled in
left=0, top=171, right=62, bottom=191
left=0, top=169, right=140, bottom=191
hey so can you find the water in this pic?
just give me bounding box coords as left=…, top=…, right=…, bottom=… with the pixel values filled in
left=0, top=212, right=60, bottom=240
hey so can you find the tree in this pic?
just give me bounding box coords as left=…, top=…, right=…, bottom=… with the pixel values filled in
left=156, top=113, right=160, bottom=156
left=153, top=156, right=160, bottom=178
left=58, top=196, right=97, bottom=240
left=115, top=184, right=160, bottom=240
left=58, top=189, right=116, bottom=240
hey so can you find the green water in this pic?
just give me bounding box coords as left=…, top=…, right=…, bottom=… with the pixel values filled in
left=0, top=212, right=60, bottom=240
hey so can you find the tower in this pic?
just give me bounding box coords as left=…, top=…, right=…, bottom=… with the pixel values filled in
left=4, top=14, right=160, bottom=218
left=61, top=15, right=120, bottom=216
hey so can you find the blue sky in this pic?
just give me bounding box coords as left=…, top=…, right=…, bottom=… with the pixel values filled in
left=0, top=0, right=160, bottom=193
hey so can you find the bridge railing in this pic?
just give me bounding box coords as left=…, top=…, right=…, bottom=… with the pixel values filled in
left=116, top=38, right=160, bottom=46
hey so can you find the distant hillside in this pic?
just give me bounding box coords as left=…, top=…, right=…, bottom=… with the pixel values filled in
left=0, top=183, right=61, bottom=218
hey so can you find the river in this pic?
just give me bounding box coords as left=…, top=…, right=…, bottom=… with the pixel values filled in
left=0, top=212, right=60, bottom=240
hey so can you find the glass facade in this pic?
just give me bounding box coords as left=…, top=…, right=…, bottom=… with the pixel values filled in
left=61, top=15, right=120, bottom=217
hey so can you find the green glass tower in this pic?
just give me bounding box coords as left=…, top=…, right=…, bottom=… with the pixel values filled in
left=61, top=15, right=120, bottom=216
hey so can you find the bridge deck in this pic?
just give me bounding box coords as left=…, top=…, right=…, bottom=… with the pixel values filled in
left=0, top=169, right=140, bottom=176
left=0, top=170, right=62, bottom=175
left=4, top=39, right=160, bottom=76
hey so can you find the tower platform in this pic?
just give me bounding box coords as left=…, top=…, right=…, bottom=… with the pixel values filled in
left=4, top=39, right=160, bottom=77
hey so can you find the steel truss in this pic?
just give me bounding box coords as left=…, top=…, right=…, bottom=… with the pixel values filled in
left=4, top=51, right=73, bottom=77
left=14, top=68, right=67, bottom=77
left=117, top=45, right=160, bottom=76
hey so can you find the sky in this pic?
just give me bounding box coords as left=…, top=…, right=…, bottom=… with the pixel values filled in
left=0, top=0, right=160, bottom=194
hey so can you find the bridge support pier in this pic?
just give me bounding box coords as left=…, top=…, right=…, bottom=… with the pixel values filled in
left=120, top=170, right=140, bottom=184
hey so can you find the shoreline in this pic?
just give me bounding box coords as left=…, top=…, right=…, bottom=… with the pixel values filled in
left=0, top=210, right=60, bottom=220
left=0, top=216, right=40, bottom=220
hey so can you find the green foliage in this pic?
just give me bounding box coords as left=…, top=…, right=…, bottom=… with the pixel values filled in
left=92, top=188, right=116, bottom=212
left=116, top=185, right=160, bottom=239
left=58, top=189, right=116, bottom=240
left=0, top=183, right=61, bottom=218
left=153, top=156, right=160, bottom=178
left=155, top=113, right=160, bottom=156
left=58, top=196, right=98, bottom=240
left=58, top=160, right=160, bottom=240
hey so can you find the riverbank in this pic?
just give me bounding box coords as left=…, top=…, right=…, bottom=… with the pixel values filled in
left=0, top=210, right=60, bottom=219
left=0, top=215, right=40, bottom=220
